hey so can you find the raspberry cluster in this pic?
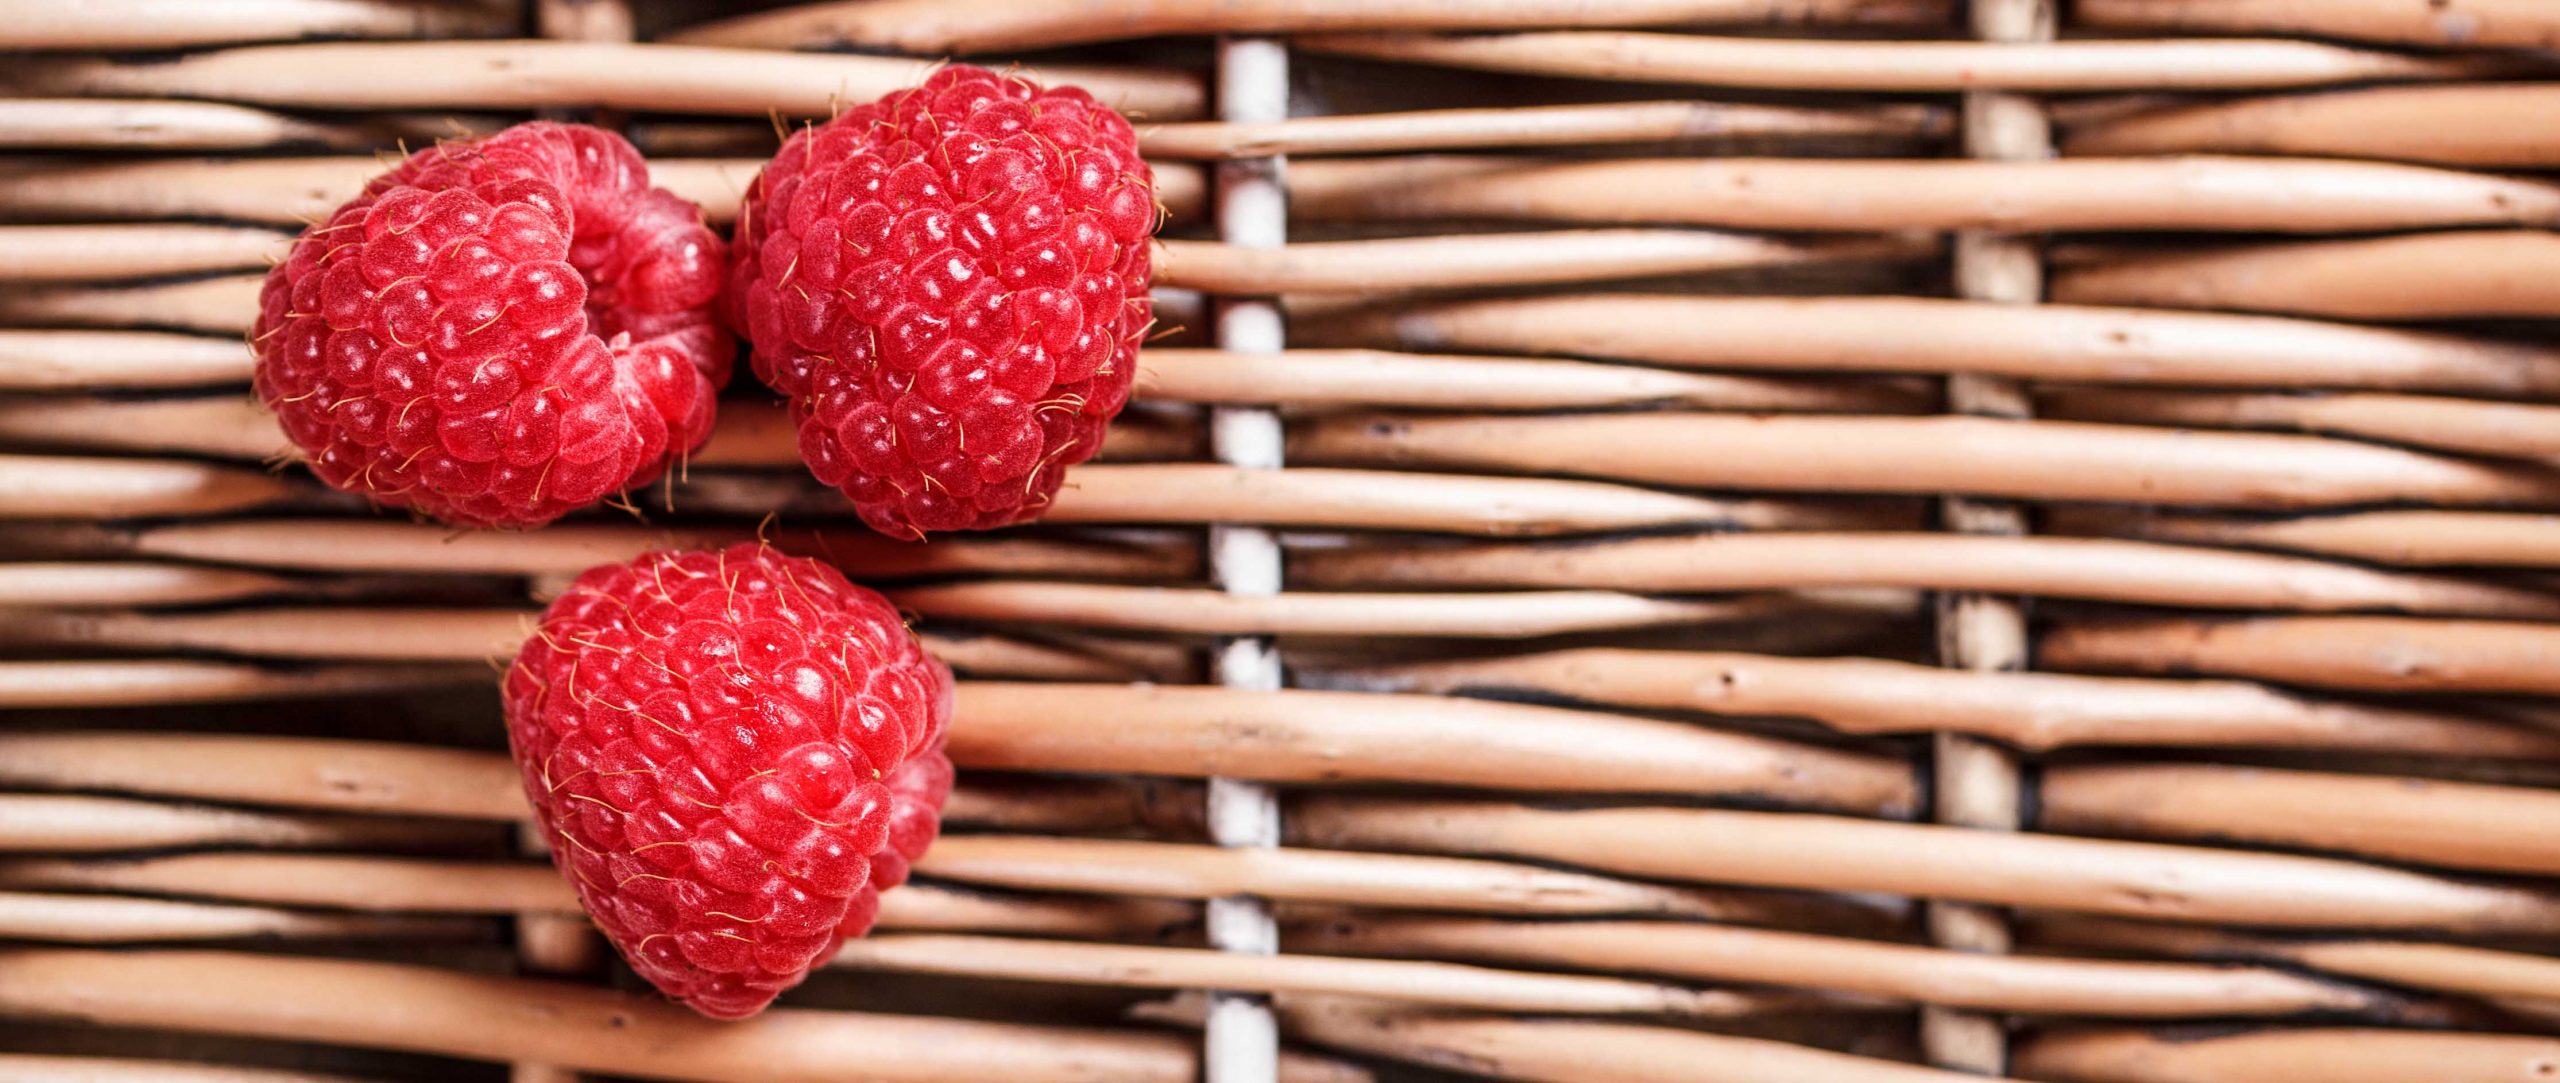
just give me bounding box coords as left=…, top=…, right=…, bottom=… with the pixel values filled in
left=253, top=122, right=729, bottom=528
left=503, top=543, right=954, bottom=1019
left=729, top=65, right=1157, bottom=538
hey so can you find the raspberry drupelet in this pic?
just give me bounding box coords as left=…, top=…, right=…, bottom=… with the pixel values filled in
left=728, top=65, right=1157, bottom=539
left=502, top=543, right=953, bottom=1019
left=253, top=122, right=730, bottom=528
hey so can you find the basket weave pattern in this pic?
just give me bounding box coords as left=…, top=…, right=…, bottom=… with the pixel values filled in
left=6, top=1, right=2560, bottom=1080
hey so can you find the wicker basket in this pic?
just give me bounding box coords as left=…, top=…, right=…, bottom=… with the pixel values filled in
left=7, top=0, right=2560, bottom=1080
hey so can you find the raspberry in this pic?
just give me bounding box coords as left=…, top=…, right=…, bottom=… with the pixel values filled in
left=253, top=122, right=730, bottom=528
left=728, top=65, right=1156, bottom=538
left=502, top=543, right=953, bottom=1019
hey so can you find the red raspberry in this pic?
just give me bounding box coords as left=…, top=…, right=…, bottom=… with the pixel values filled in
left=502, top=543, right=953, bottom=1019
left=253, top=122, right=730, bottom=528
left=728, top=65, right=1156, bottom=538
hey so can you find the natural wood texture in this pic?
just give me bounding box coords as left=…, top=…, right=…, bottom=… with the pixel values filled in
left=2056, top=230, right=2560, bottom=320
left=1290, top=532, right=2560, bottom=618
left=0, top=224, right=284, bottom=280
left=950, top=682, right=1916, bottom=815
left=2039, top=387, right=2560, bottom=461
left=1346, top=648, right=2560, bottom=759
left=0, top=98, right=485, bottom=150
left=0, top=659, right=478, bottom=708
left=1156, top=231, right=1920, bottom=294
left=1313, top=294, right=2560, bottom=396
left=0, top=43, right=1203, bottom=120
left=673, top=0, right=1951, bottom=52
left=833, top=934, right=1752, bottom=1017
left=0, top=331, right=253, bottom=390
left=1289, top=797, right=2560, bottom=933
left=2065, top=83, right=2560, bottom=167
left=0, top=950, right=1372, bottom=1083
left=0, top=562, right=298, bottom=608
left=1289, top=413, right=2560, bottom=510
left=1139, top=100, right=1949, bottom=159
left=0, top=1055, right=377, bottom=1083
left=2078, top=0, right=2560, bottom=49
left=2014, top=1027, right=2560, bottom=1083
left=1297, top=32, right=2515, bottom=91
left=2030, top=913, right=2560, bottom=1005
left=1286, top=155, right=2560, bottom=233
left=2050, top=507, right=2560, bottom=569
left=0, top=0, right=513, bottom=50
left=2041, top=762, right=2560, bottom=876
left=0, top=793, right=490, bottom=854
left=1295, top=913, right=2372, bottom=1018
left=0, top=453, right=296, bottom=518
left=2042, top=615, right=2560, bottom=695
left=1278, top=998, right=2016, bottom=1083
left=0, top=890, right=471, bottom=944
left=892, top=581, right=1884, bottom=638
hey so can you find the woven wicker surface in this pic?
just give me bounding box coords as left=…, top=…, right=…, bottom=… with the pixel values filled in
left=7, top=0, right=2560, bottom=1080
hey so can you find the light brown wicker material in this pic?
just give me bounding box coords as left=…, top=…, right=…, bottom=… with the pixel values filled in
left=11, top=2, right=2560, bottom=1081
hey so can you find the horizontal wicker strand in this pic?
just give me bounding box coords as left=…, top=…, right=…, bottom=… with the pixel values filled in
left=2049, top=508, right=2560, bottom=569
left=0, top=890, right=473, bottom=944
left=1295, top=913, right=2374, bottom=1019
left=0, top=793, right=490, bottom=854
left=1286, top=155, right=2560, bottom=234
left=1341, top=647, right=2560, bottom=757
left=950, top=682, right=1916, bottom=814
left=2039, top=387, right=2560, bottom=462
left=0, top=949, right=1370, bottom=1083
left=1287, top=413, right=2560, bottom=509
left=2013, top=1027, right=2560, bottom=1083
left=2030, top=914, right=2560, bottom=1005
left=0, top=659, right=477, bottom=708
left=2041, top=762, right=2560, bottom=877
left=2077, top=0, right=2560, bottom=49
left=832, top=934, right=1752, bottom=1018
left=917, top=836, right=1881, bottom=930
left=1156, top=231, right=1919, bottom=294
left=1288, top=796, right=2560, bottom=933
left=1342, top=647, right=2560, bottom=758
left=0, top=0, right=513, bottom=51
left=2064, top=83, right=2560, bottom=167
left=2056, top=230, right=2560, bottom=320
left=671, top=0, right=1951, bottom=52
left=0, top=331, right=253, bottom=390
left=1312, top=294, right=2560, bottom=397
left=0, top=562, right=299, bottom=608
left=1276, top=997, right=2005, bottom=1083
left=891, top=581, right=1898, bottom=638
left=1138, top=100, right=1948, bottom=159
left=0, top=1054, right=374, bottom=1083
left=0, top=43, right=1204, bottom=121
left=0, top=224, right=285, bottom=281
left=1295, top=32, right=2518, bottom=91
left=2042, top=615, right=2560, bottom=694
left=0, top=99, right=483, bottom=152
left=1290, top=531, right=2560, bottom=618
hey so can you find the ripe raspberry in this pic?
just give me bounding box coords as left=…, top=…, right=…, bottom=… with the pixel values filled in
left=253, top=122, right=730, bottom=528
left=502, top=543, right=953, bottom=1019
left=728, top=65, right=1156, bottom=538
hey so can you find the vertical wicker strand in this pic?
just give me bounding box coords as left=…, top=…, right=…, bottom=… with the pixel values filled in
left=1203, top=36, right=1289, bottom=1083
left=510, top=7, right=624, bottom=1083
left=1924, top=0, right=2055, bottom=1075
